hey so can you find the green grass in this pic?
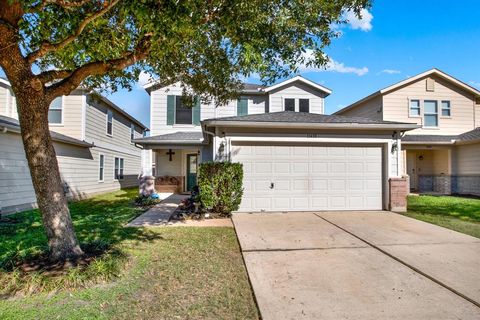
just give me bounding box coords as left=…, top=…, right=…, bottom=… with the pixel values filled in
left=0, top=189, right=258, bottom=319
left=405, top=195, right=480, bottom=238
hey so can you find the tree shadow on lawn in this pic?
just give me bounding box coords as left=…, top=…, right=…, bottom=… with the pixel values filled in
left=0, top=188, right=164, bottom=272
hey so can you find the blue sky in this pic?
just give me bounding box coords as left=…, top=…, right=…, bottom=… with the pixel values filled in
left=2, top=0, right=480, bottom=127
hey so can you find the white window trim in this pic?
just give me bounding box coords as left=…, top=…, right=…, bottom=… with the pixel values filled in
left=49, top=96, right=65, bottom=126
left=423, top=100, right=439, bottom=128
left=408, top=98, right=421, bottom=118
left=113, top=156, right=124, bottom=181
left=440, top=100, right=452, bottom=118
left=236, top=97, right=249, bottom=116
left=106, top=109, right=113, bottom=136
left=298, top=98, right=310, bottom=113
left=282, top=96, right=297, bottom=112
left=130, top=123, right=135, bottom=142
left=98, top=153, right=105, bottom=182
left=174, top=95, right=194, bottom=126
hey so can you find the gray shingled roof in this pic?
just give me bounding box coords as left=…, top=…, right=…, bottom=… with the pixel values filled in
left=241, top=83, right=266, bottom=93
left=133, top=131, right=204, bottom=144
left=205, top=111, right=415, bottom=125
left=403, top=128, right=480, bottom=144
left=0, top=115, right=93, bottom=147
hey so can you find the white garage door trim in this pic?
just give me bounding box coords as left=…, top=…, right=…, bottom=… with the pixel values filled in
left=231, top=142, right=385, bottom=212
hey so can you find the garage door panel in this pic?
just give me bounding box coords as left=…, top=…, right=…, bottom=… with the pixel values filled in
left=233, top=144, right=383, bottom=212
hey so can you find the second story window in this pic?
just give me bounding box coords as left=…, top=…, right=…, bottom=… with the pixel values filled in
left=130, top=124, right=135, bottom=140
left=106, top=110, right=113, bottom=135
left=237, top=97, right=248, bottom=116
left=299, top=99, right=309, bottom=112
left=423, top=100, right=438, bottom=127
left=167, top=95, right=201, bottom=126
left=441, top=101, right=451, bottom=116
left=284, top=98, right=295, bottom=111
left=409, top=100, right=420, bottom=116
left=48, top=96, right=63, bottom=124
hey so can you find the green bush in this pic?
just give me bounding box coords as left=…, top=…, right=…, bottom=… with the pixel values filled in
left=198, top=162, right=243, bottom=216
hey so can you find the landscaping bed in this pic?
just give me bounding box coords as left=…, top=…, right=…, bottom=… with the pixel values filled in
left=0, top=188, right=258, bottom=319
left=405, top=195, right=480, bottom=239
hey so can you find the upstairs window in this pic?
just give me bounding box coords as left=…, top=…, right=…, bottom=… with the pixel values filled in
left=299, top=99, right=309, bottom=113
left=167, top=95, right=201, bottom=126
left=130, top=124, right=135, bottom=140
left=441, top=101, right=451, bottom=116
left=237, top=97, right=248, bottom=116
left=175, top=96, right=193, bottom=124
left=114, top=157, right=124, bottom=180
left=284, top=98, right=295, bottom=111
left=48, top=97, right=63, bottom=124
left=106, top=110, right=113, bottom=135
left=423, top=100, right=438, bottom=127
left=409, top=100, right=420, bottom=116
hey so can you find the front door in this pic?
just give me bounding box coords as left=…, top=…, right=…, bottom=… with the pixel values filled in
left=407, top=152, right=417, bottom=190
left=186, top=154, right=198, bottom=192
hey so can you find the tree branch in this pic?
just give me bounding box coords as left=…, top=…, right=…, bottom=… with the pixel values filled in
left=27, top=0, right=119, bottom=64
left=45, top=35, right=151, bottom=100
left=37, top=69, right=73, bottom=84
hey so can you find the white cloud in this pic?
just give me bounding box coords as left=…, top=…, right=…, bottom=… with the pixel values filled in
left=297, top=50, right=369, bottom=76
left=137, top=71, right=153, bottom=88
left=378, top=69, right=401, bottom=75
left=469, top=81, right=480, bottom=88
left=344, top=8, right=373, bottom=32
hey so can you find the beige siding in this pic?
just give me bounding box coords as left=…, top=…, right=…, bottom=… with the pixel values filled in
left=455, top=143, right=480, bottom=175
left=268, top=82, right=325, bottom=113
left=337, top=95, right=383, bottom=120
left=383, top=75, right=477, bottom=135
left=48, top=91, right=84, bottom=139
left=475, top=103, right=480, bottom=128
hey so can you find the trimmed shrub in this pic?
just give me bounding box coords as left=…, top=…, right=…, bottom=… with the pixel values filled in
left=197, top=162, right=243, bottom=216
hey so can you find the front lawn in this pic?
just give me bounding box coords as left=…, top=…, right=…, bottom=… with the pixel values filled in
left=0, top=188, right=258, bottom=319
left=405, top=195, right=480, bottom=238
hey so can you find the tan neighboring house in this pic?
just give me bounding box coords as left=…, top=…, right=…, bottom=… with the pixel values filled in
left=335, top=69, right=480, bottom=196
left=0, top=77, right=148, bottom=214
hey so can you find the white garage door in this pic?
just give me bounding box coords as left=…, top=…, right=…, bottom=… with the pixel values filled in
left=231, top=143, right=383, bottom=212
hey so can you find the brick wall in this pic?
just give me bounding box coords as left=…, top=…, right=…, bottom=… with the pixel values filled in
left=418, top=175, right=480, bottom=196
left=389, top=176, right=408, bottom=212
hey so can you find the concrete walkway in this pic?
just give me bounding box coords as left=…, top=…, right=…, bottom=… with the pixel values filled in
left=233, top=211, right=480, bottom=320
left=127, top=194, right=187, bottom=227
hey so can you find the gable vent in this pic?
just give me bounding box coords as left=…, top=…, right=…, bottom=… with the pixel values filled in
left=426, top=78, right=435, bottom=92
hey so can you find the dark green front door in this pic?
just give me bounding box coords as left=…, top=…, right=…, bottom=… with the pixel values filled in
left=186, top=154, right=198, bottom=192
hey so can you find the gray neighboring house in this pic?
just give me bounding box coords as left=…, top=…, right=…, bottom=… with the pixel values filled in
left=135, top=76, right=418, bottom=212
left=0, top=77, right=148, bottom=214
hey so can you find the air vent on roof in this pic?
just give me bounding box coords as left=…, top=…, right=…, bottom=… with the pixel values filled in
left=426, top=78, right=435, bottom=92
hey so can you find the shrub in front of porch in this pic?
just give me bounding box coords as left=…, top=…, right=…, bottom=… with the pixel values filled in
left=198, top=162, right=243, bottom=216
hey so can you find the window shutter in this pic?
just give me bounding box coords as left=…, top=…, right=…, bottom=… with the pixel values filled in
left=192, top=96, right=201, bottom=125
left=237, top=97, right=248, bottom=116
left=167, top=95, right=175, bottom=125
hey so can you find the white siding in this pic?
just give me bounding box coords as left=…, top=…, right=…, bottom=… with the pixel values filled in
left=0, top=84, right=17, bottom=119
left=268, top=82, right=325, bottom=113
left=215, top=95, right=266, bottom=118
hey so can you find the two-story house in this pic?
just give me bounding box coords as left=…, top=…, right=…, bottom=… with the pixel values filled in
left=335, top=69, right=480, bottom=196
left=0, top=77, right=148, bottom=214
left=135, top=76, right=418, bottom=212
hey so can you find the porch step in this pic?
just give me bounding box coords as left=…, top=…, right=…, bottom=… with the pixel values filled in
left=126, top=194, right=188, bottom=227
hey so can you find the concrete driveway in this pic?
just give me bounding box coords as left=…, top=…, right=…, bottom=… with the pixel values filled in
left=232, top=211, right=480, bottom=320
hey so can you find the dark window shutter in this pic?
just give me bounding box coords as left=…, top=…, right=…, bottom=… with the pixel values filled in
left=237, top=97, right=248, bottom=116
left=192, top=96, right=201, bottom=125
left=167, top=95, right=175, bottom=125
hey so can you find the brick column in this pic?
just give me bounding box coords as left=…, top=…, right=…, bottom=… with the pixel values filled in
left=389, top=176, right=409, bottom=212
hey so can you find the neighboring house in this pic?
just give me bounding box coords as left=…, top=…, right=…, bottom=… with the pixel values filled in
left=335, top=69, right=480, bottom=196
left=135, top=76, right=418, bottom=212
left=0, top=78, right=148, bottom=214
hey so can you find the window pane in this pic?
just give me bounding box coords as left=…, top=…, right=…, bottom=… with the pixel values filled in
left=284, top=98, right=295, bottom=111
left=175, top=96, right=193, bottom=124
left=107, top=122, right=113, bottom=135
left=409, top=100, right=420, bottom=116
left=119, top=158, right=124, bottom=179
left=114, top=157, right=119, bottom=179
left=299, top=99, right=309, bottom=113
left=130, top=124, right=135, bottom=139
left=410, top=108, right=420, bottom=116
left=48, top=109, right=62, bottom=123
left=424, top=115, right=438, bottom=127
left=441, top=101, right=450, bottom=116
left=424, top=100, right=437, bottom=113
left=442, top=109, right=451, bottom=116
left=107, top=110, right=113, bottom=134
left=99, top=155, right=104, bottom=181
left=50, top=97, right=62, bottom=110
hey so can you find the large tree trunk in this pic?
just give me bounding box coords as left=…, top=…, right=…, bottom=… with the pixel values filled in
left=15, top=89, right=83, bottom=261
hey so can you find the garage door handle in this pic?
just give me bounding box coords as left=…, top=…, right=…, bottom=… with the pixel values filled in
left=270, top=182, right=274, bottom=189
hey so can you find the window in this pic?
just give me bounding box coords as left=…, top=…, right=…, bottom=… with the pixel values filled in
left=130, top=124, right=135, bottom=140
left=99, top=154, right=104, bottom=182
left=284, top=98, right=295, bottom=111
left=106, top=110, right=113, bottom=135
left=175, top=96, right=193, bottom=124
left=114, top=157, right=124, bottom=180
left=423, top=100, right=438, bottom=127
left=237, top=97, right=248, bottom=116
left=409, top=100, right=420, bottom=116
left=441, top=100, right=451, bottom=116
left=299, top=99, right=309, bottom=113
left=48, top=97, right=63, bottom=124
